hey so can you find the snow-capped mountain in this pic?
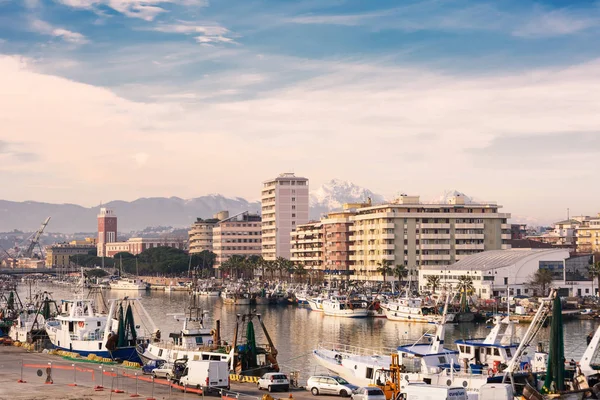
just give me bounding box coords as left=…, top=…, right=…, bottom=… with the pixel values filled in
left=427, top=190, right=474, bottom=204
left=310, top=179, right=385, bottom=219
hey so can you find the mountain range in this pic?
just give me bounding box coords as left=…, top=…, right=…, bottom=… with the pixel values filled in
left=0, top=182, right=547, bottom=233
left=0, top=180, right=382, bottom=233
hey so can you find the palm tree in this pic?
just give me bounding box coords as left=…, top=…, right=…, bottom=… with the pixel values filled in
left=426, top=275, right=441, bottom=294
left=376, top=259, right=393, bottom=284
left=528, top=269, right=553, bottom=296
left=293, top=264, right=307, bottom=283
left=393, top=264, right=408, bottom=290
left=456, top=275, right=475, bottom=312
left=588, top=261, right=600, bottom=295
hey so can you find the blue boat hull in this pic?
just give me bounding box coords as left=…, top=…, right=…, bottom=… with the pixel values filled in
left=52, top=345, right=141, bottom=363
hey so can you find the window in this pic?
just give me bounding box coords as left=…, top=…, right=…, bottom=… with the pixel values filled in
left=291, top=197, right=296, bottom=201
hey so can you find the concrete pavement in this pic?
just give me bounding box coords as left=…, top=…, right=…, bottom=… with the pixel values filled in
left=0, top=346, right=318, bottom=400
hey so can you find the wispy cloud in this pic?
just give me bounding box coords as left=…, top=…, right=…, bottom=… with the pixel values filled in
left=56, top=0, right=207, bottom=21
left=30, top=19, right=89, bottom=44
left=513, top=9, right=598, bottom=38
left=152, top=22, right=239, bottom=45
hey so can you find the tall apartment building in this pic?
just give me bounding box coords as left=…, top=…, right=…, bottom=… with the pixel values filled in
left=188, top=211, right=229, bottom=255
left=261, top=173, right=309, bottom=260
left=97, top=208, right=117, bottom=257
left=213, top=212, right=262, bottom=268
left=350, top=194, right=511, bottom=281
left=577, top=213, right=600, bottom=253
left=290, top=222, right=324, bottom=270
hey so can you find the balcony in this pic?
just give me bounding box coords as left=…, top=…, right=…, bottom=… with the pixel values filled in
left=455, top=234, right=484, bottom=240
left=420, top=244, right=451, bottom=250
left=455, top=223, right=484, bottom=229
left=501, top=234, right=511, bottom=240
left=501, top=224, right=510, bottom=229
left=421, top=223, right=451, bottom=229
left=381, top=233, right=395, bottom=239
left=501, top=244, right=511, bottom=250
left=421, top=234, right=451, bottom=240
left=380, top=244, right=395, bottom=250
left=455, top=244, right=485, bottom=250
left=420, top=254, right=451, bottom=261
left=380, top=223, right=395, bottom=229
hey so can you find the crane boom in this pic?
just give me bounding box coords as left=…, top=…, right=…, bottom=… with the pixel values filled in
left=22, top=216, right=51, bottom=258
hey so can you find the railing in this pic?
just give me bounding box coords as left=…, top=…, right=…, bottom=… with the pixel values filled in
left=317, top=342, right=397, bottom=357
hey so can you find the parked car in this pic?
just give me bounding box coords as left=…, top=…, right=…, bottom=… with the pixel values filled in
left=351, top=387, right=386, bottom=400
left=258, top=372, right=290, bottom=392
left=307, top=375, right=358, bottom=397
left=151, top=363, right=174, bottom=380
left=142, top=359, right=169, bottom=375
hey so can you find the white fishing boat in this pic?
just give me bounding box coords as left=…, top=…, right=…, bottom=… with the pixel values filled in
left=382, top=296, right=454, bottom=323
left=109, top=278, right=149, bottom=291
left=45, top=297, right=156, bottom=362
left=221, top=290, right=251, bottom=305
left=308, top=296, right=326, bottom=312
left=9, top=311, right=46, bottom=342
left=322, top=297, right=368, bottom=318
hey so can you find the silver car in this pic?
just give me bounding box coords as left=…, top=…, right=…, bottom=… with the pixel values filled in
left=351, top=387, right=386, bottom=400
left=307, top=375, right=358, bottom=397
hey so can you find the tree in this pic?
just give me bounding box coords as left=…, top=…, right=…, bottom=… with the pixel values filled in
left=376, top=260, right=393, bottom=284
left=85, top=269, right=108, bottom=278
left=588, top=261, right=600, bottom=295
left=426, top=275, right=441, bottom=294
left=393, top=264, right=408, bottom=289
left=457, top=275, right=475, bottom=313
left=456, top=275, right=475, bottom=295
left=528, top=269, right=553, bottom=297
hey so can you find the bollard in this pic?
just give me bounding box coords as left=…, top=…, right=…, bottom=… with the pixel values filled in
left=95, top=365, right=104, bottom=391
left=17, top=359, right=26, bottom=383
left=45, top=362, right=53, bottom=384
left=68, top=363, right=77, bottom=386
left=130, top=372, right=140, bottom=397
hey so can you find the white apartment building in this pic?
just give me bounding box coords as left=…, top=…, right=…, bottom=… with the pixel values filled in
left=350, top=194, right=511, bottom=281
left=261, top=173, right=309, bottom=260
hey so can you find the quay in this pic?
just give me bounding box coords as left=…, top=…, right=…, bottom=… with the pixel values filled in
left=0, top=346, right=311, bottom=400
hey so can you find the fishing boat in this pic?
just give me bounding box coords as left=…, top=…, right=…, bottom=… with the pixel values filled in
left=109, top=278, right=149, bottom=291
left=46, top=297, right=155, bottom=362
left=308, top=296, right=326, bottom=312
left=137, top=291, right=230, bottom=365
left=322, top=296, right=369, bottom=318
left=222, top=289, right=252, bottom=305
left=381, top=295, right=454, bottom=323
left=8, top=291, right=58, bottom=343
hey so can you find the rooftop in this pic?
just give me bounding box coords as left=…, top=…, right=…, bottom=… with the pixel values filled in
left=422, top=249, right=568, bottom=271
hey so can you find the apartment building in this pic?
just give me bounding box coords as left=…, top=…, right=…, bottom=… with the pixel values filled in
left=105, top=237, right=185, bottom=257
left=188, top=211, right=229, bottom=254
left=528, top=217, right=590, bottom=249
left=213, top=212, right=262, bottom=268
left=577, top=213, right=600, bottom=253
left=261, top=173, right=309, bottom=260
left=350, top=194, right=511, bottom=281
left=46, top=243, right=96, bottom=268
left=290, top=222, right=324, bottom=270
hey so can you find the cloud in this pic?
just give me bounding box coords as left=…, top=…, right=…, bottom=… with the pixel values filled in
left=0, top=140, right=39, bottom=163
left=30, top=19, right=89, bottom=44
left=56, top=0, right=207, bottom=21
left=285, top=3, right=600, bottom=38
left=152, top=22, right=238, bottom=45
left=2, top=53, right=600, bottom=219
left=512, top=9, right=598, bottom=38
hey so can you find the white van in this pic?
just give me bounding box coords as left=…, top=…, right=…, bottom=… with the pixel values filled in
left=179, top=360, right=230, bottom=393
left=400, top=383, right=467, bottom=400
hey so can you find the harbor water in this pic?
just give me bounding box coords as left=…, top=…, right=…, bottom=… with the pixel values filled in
left=20, top=283, right=600, bottom=380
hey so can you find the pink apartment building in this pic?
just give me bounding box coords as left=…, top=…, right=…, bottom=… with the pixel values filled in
left=213, top=211, right=262, bottom=268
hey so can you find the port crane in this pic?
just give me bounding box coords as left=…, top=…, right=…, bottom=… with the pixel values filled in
left=16, top=216, right=51, bottom=259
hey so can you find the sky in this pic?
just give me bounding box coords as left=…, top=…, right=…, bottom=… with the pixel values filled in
left=0, top=0, right=599, bottom=224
